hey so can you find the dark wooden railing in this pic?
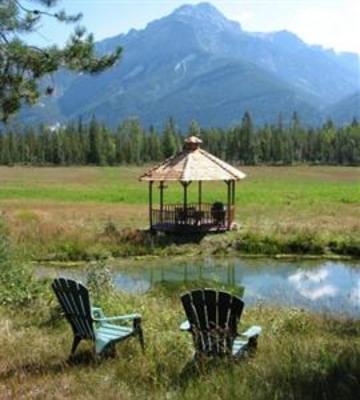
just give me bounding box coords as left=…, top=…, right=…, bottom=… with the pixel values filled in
left=151, top=203, right=235, bottom=231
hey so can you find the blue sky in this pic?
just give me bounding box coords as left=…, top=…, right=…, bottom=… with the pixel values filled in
left=27, top=0, right=360, bottom=54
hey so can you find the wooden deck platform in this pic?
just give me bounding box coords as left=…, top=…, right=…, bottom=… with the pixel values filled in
left=150, top=202, right=234, bottom=233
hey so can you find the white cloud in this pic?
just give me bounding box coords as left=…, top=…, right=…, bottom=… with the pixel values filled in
left=289, top=268, right=328, bottom=284
left=349, top=279, right=360, bottom=306
left=288, top=267, right=338, bottom=301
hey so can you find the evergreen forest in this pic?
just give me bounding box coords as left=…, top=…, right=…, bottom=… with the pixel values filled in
left=1, top=112, right=359, bottom=166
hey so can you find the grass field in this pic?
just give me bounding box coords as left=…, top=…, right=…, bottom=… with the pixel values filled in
left=0, top=165, right=359, bottom=259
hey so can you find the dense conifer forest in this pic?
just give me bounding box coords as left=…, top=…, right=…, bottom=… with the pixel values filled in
left=0, top=112, right=359, bottom=166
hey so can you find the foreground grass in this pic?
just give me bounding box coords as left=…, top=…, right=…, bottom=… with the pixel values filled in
left=0, top=165, right=359, bottom=260
left=0, top=222, right=359, bottom=400
left=1, top=281, right=359, bottom=400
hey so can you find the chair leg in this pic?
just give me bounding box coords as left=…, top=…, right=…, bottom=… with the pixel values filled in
left=138, top=327, right=145, bottom=351
left=134, top=318, right=145, bottom=351
left=248, top=336, right=258, bottom=356
left=70, top=336, right=81, bottom=356
left=101, top=343, right=117, bottom=358
left=109, top=343, right=117, bottom=358
left=248, top=336, right=258, bottom=349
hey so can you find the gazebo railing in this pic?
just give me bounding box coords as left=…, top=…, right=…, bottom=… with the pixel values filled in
left=151, top=203, right=235, bottom=229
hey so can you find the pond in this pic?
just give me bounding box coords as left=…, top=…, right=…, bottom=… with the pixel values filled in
left=38, top=257, right=360, bottom=318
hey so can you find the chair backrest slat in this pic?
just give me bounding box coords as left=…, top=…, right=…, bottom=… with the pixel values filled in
left=181, top=289, right=244, bottom=356
left=52, top=277, right=94, bottom=340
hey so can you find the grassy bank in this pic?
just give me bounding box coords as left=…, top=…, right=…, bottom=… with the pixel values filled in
left=1, top=272, right=359, bottom=400
left=1, top=210, right=359, bottom=399
left=0, top=166, right=359, bottom=260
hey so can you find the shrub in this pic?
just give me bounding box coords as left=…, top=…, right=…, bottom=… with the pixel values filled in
left=234, top=233, right=281, bottom=255
left=284, top=232, right=324, bottom=255
left=86, top=260, right=114, bottom=302
left=0, top=218, right=43, bottom=307
left=0, top=217, right=10, bottom=263
left=329, top=238, right=360, bottom=257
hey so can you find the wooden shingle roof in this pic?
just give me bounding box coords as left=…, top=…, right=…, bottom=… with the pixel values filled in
left=140, top=136, right=246, bottom=182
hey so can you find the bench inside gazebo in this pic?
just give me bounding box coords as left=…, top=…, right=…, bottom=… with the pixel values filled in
left=139, top=136, right=246, bottom=233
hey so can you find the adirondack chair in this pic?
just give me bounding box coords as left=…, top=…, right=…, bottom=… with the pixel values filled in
left=52, top=277, right=144, bottom=357
left=180, top=289, right=261, bottom=358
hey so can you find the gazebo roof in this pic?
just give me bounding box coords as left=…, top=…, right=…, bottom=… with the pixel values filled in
left=140, top=136, right=246, bottom=182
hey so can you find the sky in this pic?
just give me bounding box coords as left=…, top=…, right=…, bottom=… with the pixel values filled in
left=27, top=0, right=360, bottom=54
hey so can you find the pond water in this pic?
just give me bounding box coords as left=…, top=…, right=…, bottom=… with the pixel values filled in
left=38, top=257, right=360, bottom=318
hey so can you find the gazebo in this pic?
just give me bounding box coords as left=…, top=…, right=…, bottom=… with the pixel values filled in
left=139, top=136, right=246, bottom=233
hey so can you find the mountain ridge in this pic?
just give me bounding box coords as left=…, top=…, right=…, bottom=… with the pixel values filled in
left=17, top=2, right=360, bottom=128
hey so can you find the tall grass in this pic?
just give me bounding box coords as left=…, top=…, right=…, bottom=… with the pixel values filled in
left=0, top=274, right=359, bottom=399
left=2, top=216, right=359, bottom=261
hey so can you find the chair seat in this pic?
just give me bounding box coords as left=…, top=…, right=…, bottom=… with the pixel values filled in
left=95, top=324, right=133, bottom=341
left=232, top=339, right=249, bottom=356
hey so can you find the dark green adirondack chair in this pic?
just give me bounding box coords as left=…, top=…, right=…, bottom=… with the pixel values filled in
left=180, top=289, right=261, bottom=358
left=52, top=277, right=144, bottom=357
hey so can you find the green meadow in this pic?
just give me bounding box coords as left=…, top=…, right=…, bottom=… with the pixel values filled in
left=0, top=165, right=359, bottom=260
left=0, top=165, right=358, bottom=206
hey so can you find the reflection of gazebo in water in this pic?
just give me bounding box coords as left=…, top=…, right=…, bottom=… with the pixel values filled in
left=139, top=136, right=246, bottom=233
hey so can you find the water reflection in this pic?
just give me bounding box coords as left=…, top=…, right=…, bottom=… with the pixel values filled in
left=146, top=262, right=237, bottom=287
left=109, top=258, right=360, bottom=318
left=350, top=279, right=360, bottom=306
left=288, top=267, right=338, bottom=300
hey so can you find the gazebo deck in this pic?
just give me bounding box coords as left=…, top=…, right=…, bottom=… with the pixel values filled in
left=151, top=202, right=235, bottom=233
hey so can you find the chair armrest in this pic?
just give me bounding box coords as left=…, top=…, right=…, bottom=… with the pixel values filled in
left=93, top=313, right=141, bottom=322
left=92, top=307, right=105, bottom=319
left=180, top=320, right=191, bottom=331
left=239, top=325, right=262, bottom=339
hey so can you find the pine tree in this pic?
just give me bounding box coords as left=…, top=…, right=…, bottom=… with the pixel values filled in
left=188, top=120, right=201, bottom=137
left=162, top=118, right=177, bottom=158
left=0, top=0, right=122, bottom=122
left=240, top=111, right=254, bottom=164
left=148, top=126, right=162, bottom=161
left=87, top=116, right=101, bottom=164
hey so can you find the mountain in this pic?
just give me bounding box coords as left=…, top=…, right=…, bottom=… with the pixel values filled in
left=324, top=92, right=360, bottom=125
left=17, top=2, right=360, bottom=128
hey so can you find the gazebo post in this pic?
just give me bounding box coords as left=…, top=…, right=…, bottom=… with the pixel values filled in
left=232, top=180, right=236, bottom=205
left=149, top=181, right=153, bottom=230
left=181, top=181, right=190, bottom=210
left=198, top=181, right=202, bottom=211
left=159, top=181, right=164, bottom=224
left=231, top=180, right=236, bottom=227
left=226, top=180, right=231, bottom=229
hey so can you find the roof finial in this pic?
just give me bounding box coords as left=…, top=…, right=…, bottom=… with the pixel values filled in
left=184, top=136, right=202, bottom=151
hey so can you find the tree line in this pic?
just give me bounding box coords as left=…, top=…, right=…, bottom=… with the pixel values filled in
left=0, top=112, right=359, bottom=166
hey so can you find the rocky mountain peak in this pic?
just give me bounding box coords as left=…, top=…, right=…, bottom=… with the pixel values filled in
left=171, top=2, right=241, bottom=32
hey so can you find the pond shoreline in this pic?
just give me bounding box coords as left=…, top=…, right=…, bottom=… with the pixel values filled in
left=43, top=226, right=360, bottom=262
left=32, top=251, right=359, bottom=268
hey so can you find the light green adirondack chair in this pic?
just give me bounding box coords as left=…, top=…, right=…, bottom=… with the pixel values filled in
left=52, top=277, right=144, bottom=357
